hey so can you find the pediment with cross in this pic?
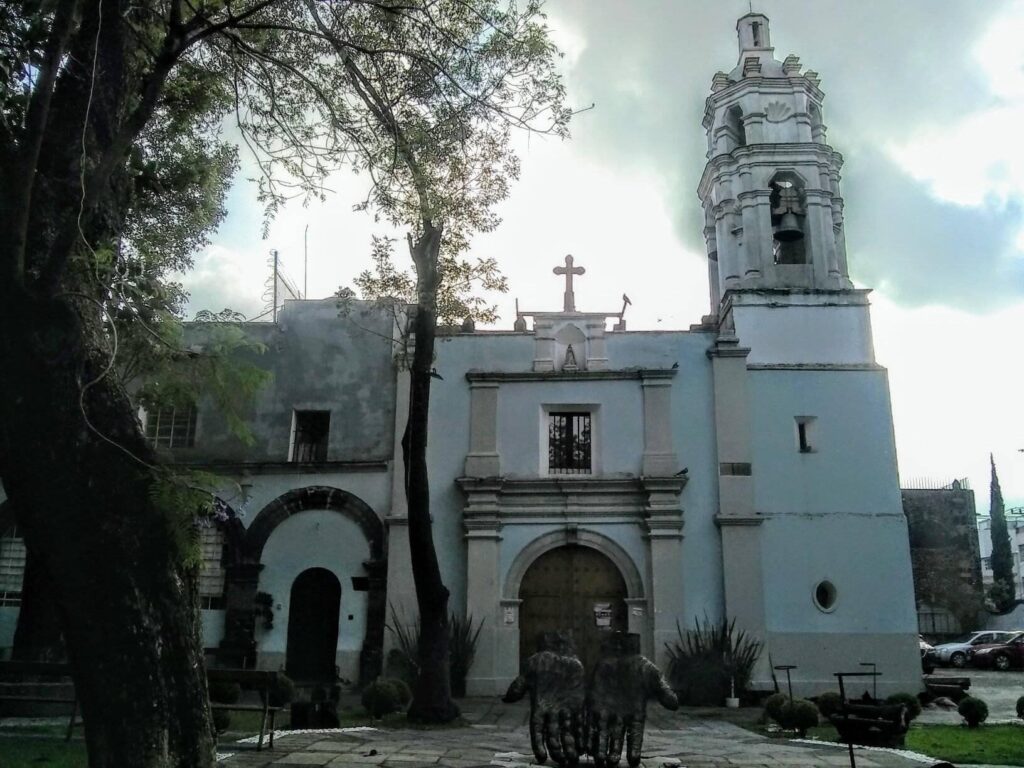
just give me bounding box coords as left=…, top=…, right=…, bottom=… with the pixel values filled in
left=513, top=255, right=627, bottom=373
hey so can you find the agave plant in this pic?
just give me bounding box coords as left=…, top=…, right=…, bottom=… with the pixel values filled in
left=385, top=604, right=483, bottom=698
left=664, top=614, right=763, bottom=705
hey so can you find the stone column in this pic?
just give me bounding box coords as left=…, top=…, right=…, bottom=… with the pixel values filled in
left=641, top=372, right=677, bottom=476
left=384, top=367, right=416, bottom=655
left=708, top=336, right=766, bottom=666
left=533, top=319, right=555, bottom=372
left=642, top=477, right=686, bottom=668
left=464, top=381, right=500, bottom=477
left=359, top=558, right=388, bottom=685
left=585, top=320, right=609, bottom=370
left=460, top=478, right=505, bottom=696
left=805, top=188, right=839, bottom=280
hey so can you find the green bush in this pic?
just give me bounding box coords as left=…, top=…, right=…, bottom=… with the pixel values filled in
left=779, top=698, right=819, bottom=737
left=362, top=678, right=403, bottom=719
left=957, top=696, right=989, bottom=728
left=664, top=615, right=763, bottom=706
left=388, top=677, right=412, bottom=707
left=1016, top=694, right=1024, bottom=719
left=267, top=674, right=295, bottom=707
left=764, top=693, right=788, bottom=724
left=208, top=681, right=241, bottom=704
left=815, top=691, right=844, bottom=719
left=212, top=710, right=232, bottom=734
left=885, top=692, right=922, bottom=722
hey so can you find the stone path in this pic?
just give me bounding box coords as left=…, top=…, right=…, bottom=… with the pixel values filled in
left=216, top=699, right=945, bottom=768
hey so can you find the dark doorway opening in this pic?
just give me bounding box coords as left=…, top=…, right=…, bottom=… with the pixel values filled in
left=519, top=545, right=628, bottom=672
left=286, top=568, right=341, bottom=680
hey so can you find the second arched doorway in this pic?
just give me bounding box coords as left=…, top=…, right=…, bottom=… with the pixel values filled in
left=285, top=568, right=341, bottom=681
left=519, top=544, right=627, bottom=671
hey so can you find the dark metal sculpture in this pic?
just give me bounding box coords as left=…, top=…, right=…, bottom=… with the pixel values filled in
left=503, top=631, right=586, bottom=765
left=503, top=631, right=678, bottom=768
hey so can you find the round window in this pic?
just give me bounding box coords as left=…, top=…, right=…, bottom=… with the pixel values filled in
left=814, top=580, right=837, bottom=612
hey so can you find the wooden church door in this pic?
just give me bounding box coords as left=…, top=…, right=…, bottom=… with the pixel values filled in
left=518, top=545, right=627, bottom=672
left=286, top=568, right=341, bottom=681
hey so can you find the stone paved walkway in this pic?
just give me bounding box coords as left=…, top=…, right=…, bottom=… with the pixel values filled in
left=216, top=699, right=942, bottom=768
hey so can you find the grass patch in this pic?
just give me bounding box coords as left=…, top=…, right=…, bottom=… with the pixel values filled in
left=905, top=724, right=1024, bottom=766
left=0, top=736, right=88, bottom=768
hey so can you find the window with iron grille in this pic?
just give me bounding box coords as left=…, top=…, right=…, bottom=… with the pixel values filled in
left=0, top=526, right=26, bottom=607
left=198, top=525, right=226, bottom=610
left=291, top=410, right=330, bottom=463
left=144, top=404, right=197, bottom=448
left=548, top=412, right=592, bottom=475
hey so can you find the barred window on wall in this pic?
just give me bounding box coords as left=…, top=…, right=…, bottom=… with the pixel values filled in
left=198, top=525, right=226, bottom=610
left=0, top=526, right=26, bottom=607
left=548, top=412, right=592, bottom=475
left=144, top=404, right=197, bottom=448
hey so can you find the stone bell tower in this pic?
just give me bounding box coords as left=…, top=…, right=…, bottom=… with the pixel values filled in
left=698, top=14, right=869, bottom=366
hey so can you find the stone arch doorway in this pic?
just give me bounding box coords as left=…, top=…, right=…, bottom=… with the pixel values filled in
left=519, top=545, right=628, bottom=671
left=285, top=568, right=341, bottom=681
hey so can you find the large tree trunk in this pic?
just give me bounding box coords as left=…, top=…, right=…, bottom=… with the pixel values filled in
left=11, top=549, right=66, bottom=661
left=0, top=292, right=216, bottom=767
left=403, top=224, right=459, bottom=723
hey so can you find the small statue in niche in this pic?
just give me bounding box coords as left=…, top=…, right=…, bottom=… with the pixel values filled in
left=563, top=344, right=579, bottom=372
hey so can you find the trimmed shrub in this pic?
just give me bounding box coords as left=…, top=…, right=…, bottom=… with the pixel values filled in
left=815, top=691, right=843, bottom=720
left=885, top=692, right=922, bottom=722
left=957, top=696, right=988, bottom=728
left=208, top=681, right=241, bottom=705
left=389, top=677, right=412, bottom=707
left=664, top=616, right=763, bottom=706
left=362, top=678, right=402, bottom=719
left=1016, top=694, right=1024, bottom=719
left=779, top=698, right=819, bottom=737
left=268, top=674, right=295, bottom=708
left=764, top=693, right=788, bottom=724
left=212, top=710, right=232, bottom=734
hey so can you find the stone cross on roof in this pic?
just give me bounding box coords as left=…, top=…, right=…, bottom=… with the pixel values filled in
left=553, top=254, right=585, bottom=312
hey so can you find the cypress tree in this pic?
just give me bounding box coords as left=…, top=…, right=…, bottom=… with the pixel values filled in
left=989, top=455, right=1016, bottom=610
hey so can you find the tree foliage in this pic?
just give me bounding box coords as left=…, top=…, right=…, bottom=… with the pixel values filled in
left=988, top=455, right=1016, bottom=611
left=0, top=0, right=568, bottom=761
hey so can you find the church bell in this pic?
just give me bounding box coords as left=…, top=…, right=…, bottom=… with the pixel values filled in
left=774, top=211, right=804, bottom=242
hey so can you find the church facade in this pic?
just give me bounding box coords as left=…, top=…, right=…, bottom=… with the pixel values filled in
left=0, top=14, right=920, bottom=695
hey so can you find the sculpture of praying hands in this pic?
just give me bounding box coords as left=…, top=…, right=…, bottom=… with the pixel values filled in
left=502, top=632, right=586, bottom=766
left=585, top=632, right=679, bottom=768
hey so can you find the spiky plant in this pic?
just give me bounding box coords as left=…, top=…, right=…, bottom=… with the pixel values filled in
left=664, top=615, right=763, bottom=705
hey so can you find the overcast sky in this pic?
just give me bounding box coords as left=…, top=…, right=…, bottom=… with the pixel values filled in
left=184, top=0, right=1024, bottom=515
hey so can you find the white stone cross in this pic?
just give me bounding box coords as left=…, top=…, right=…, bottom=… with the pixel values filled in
left=553, top=254, right=585, bottom=312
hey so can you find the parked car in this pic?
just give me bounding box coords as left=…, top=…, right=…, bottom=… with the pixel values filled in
left=920, top=635, right=938, bottom=673
left=968, top=632, right=1024, bottom=670
left=932, top=630, right=1021, bottom=668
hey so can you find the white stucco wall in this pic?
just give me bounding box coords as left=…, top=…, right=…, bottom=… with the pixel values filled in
left=734, top=303, right=875, bottom=366
left=255, top=509, right=371, bottom=680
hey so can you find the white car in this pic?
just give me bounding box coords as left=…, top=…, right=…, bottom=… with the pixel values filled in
left=933, top=631, right=1021, bottom=668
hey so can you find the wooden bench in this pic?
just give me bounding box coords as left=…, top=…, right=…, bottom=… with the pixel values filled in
left=207, top=668, right=285, bottom=751
left=923, top=674, right=970, bottom=702
left=0, top=661, right=79, bottom=741
left=828, top=672, right=909, bottom=767
left=1, top=663, right=284, bottom=750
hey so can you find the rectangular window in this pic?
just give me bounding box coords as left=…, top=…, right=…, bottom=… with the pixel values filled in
left=144, top=404, right=197, bottom=448
left=548, top=412, right=592, bottom=475
left=982, top=556, right=992, bottom=570
left=795, top=416, right=816, bottom=453
left=198, top=525, right=226, bottom=609
left=291, top=410, right=330, bottom=463
left=0, top=527, right=26, bottom=607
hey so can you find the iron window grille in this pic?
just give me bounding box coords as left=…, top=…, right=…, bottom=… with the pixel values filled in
left=548, top=412, right=592, bottom=475
left=291, top=410, right=330, bottom=463
left=198, top=525, right=226, bottom=610
left=0, top=525, right=25, bottom=607
left=144, top=404, right=197, bottom=448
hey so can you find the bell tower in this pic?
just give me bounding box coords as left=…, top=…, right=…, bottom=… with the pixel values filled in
left=698, top=13, right=870, bottom=366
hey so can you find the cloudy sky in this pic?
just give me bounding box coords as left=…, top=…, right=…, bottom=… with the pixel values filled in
left=185, top=0, right=1024, bottom=515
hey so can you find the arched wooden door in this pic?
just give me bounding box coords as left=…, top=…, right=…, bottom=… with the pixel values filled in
left=519, top=545, right=628, bottom=672
left=286, top=568, right=341, bottom=681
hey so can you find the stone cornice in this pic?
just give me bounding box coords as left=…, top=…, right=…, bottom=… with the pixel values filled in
left=715, top=514, right=765, bottom=527
left=178, top=459, right=389, bottom=474
left=747, top=363, right=886, bottom=372
left=465, top=368, right=677, bottom=383
left=698, top=143, right=844, bottom=197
